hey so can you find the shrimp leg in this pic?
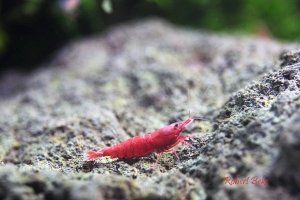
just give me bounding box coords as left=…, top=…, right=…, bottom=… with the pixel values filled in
left=163, top=148, right=180, bottom=161
left=162, top=135, right=195, bottom=161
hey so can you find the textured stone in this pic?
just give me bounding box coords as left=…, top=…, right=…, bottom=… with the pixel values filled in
left=0, top=19, right=300, bottom=199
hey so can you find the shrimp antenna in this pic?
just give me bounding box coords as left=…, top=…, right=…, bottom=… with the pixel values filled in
left=187, top=84, right=191, bottom=118
left=192, top=116, right=210, bottom=121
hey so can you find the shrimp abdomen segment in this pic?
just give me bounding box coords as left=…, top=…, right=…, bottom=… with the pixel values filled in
left=103, top=134, right=155, bottom=158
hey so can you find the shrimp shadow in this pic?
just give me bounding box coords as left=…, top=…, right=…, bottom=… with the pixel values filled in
left=117, top=154, right=157, bottom=166
left=81, top=155, right=156, bottom=171
left=118, top=158, right=143, bottom=165
left=93, top=157, right=142, bottom=166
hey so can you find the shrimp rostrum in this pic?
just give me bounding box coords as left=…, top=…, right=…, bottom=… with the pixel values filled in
left=84, top=118, right=196, bottom=161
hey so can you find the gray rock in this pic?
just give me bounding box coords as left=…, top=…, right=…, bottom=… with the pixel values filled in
left=0, top=19, right=300, bottom=200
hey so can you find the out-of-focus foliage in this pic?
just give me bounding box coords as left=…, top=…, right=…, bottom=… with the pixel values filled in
left=1, top=0, right=300, bottom=72
left=149, top=0, right=300, bottom=40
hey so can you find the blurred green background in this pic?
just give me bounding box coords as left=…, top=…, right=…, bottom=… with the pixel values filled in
left=1, top=0, right=300, bottom=73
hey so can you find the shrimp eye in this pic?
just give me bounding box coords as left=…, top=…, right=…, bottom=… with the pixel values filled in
left=174, top=124, right=179, bottom=127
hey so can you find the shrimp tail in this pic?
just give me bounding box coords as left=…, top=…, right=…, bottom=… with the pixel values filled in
left=84, top=150, right=104, bottom=160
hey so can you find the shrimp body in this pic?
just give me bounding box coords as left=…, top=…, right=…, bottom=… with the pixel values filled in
left=84, top=118, right=194, bottom=160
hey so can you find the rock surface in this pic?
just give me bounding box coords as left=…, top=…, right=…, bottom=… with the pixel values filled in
left=0, top=19, right=300, bottom=200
